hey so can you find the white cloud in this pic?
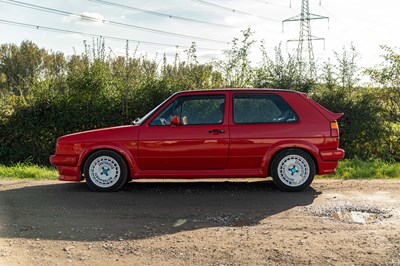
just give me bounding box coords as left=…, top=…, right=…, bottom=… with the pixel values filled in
left=62, top=12, right=105, bottom=26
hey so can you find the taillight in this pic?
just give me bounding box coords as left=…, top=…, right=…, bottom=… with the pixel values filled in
left=330, top=121, right=339, bottom=137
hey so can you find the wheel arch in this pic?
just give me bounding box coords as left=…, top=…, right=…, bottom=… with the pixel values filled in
left=78, top=145, right=139, bottom=180
left=262, top=141, right=320, bottom=177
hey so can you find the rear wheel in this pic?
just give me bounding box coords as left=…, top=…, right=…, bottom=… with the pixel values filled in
left=271, top=149, right=315, bottom=192
left=84, top=150, right=129, bottom=192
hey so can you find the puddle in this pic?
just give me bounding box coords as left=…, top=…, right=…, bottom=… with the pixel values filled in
left=332, top=210, right=379, bottom=224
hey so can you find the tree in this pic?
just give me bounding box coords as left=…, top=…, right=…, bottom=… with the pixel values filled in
left=365, top=45, right=400, bottom=160
left=216, top=28, right=255, bottom=88
left=313, top=44, right=397, bottom=160
left=0, top=41, right=49, bottom=98
left=253, top=43, right=315, bottom=92
left=366, top=45, right=400, bottom=123
left=334, top=44, right=360, bottom=92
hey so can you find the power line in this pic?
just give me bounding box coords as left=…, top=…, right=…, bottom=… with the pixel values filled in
left=251, top=0, right=291, bottom=9
left=88, top=0, right=235, bottom=29
left=0, top=19, right=220, bottom=51
left=190, top=0, right=279, bottom=22
left=0, top=0, right=229, bottom=44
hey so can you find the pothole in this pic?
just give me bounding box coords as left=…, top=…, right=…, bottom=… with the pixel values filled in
left=332, top=210, right=379, bottom=224
left=307, top=204, right=392, bottom=224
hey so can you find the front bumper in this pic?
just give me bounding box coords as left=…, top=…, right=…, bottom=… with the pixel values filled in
left=50, top=155, right=82, bottom=181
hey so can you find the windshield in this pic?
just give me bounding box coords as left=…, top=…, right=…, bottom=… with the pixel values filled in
left=134, top=93, right=176, bottom=125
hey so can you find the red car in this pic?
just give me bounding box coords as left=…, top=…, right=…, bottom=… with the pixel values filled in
left=50, top=89, right=344, bottom=192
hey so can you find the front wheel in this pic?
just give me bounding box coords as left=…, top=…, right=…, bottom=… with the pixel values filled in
left=271, top=149, right=315, bottom=192
left=83, top=150, right=129, bottom=192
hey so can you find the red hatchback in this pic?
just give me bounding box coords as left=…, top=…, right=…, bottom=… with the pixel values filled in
left=50, top=89, right=344, bottom=192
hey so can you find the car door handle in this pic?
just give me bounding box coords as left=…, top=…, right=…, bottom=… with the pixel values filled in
left=208, top=129, right=225, bottom=134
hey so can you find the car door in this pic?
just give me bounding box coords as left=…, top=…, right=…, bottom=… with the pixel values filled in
left=138, top=92, right=229, bottom=171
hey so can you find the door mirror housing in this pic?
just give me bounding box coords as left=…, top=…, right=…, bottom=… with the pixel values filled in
left=170, top=115, right=180, bottom=126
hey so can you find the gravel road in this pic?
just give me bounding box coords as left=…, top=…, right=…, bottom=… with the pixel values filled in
left=0, top=179, right=399, bottom=265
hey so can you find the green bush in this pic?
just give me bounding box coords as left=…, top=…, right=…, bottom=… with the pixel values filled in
left=311, top=87, right=389, bottom=160
left=0, top=39, right=399, bottom=165
left=0, top=40, right=222, bottom=165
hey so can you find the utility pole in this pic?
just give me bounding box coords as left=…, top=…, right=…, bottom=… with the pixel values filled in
left=283, top=0, right=328, bottom=76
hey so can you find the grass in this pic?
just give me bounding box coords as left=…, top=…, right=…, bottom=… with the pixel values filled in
left=0, top=163, right=58, bottom=180
left=321, top=159, right=400, bottom=179
left=0, top=159, right=399, bottom=180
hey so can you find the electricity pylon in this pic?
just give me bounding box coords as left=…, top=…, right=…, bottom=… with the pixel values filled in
left=283, top=0, right=328, bottom=76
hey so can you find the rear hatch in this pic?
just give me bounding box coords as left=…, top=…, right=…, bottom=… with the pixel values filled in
left=299, top=93, right=343, bottom=137
left=299, top=93, right=343, bottom=121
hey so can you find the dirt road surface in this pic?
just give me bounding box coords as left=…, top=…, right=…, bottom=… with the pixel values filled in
left=0, top=179, right=399, bottom=265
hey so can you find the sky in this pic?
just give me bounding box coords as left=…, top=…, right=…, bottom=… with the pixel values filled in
left=0, top=0, right=399, bottom=68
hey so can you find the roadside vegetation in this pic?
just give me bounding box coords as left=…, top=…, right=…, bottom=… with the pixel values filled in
left=0, top=29, right=399, bottom=177
left=325, top=159, right=400, bottom=179
left=0, top=163, right=57, bottom=180
left=1, top=160, right=399, bottom=180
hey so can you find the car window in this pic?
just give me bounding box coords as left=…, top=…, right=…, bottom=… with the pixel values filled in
left=134, top=93, right=175, bottom=125
left=150, top=94, right=226, bottom=126
left=233, top=93, right=298, bottom=124
left=149, top=100, right=179, bottom=126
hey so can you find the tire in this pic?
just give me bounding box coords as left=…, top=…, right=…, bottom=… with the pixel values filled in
left=270, top=149, right=315, bottom=192
left=83, top=150, right=129, bottom=192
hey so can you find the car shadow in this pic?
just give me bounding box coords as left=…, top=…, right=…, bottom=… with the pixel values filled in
left=0, top=180, right=320, bottom=241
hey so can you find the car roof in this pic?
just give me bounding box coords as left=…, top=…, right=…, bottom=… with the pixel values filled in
left=177, top=88, right=305, bottom=94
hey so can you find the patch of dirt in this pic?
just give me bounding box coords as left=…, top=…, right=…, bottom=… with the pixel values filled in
left=0, top=179, right=400, bottom=265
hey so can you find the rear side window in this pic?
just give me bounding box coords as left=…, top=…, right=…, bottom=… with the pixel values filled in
left=233, top=93, right=298, bottom=124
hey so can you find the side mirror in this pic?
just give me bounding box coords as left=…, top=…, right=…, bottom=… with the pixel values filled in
left=170, top=115, right=180, bottom=126
left=132, top=118, right=140, bottom=125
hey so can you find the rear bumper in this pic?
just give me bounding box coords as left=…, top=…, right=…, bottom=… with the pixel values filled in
left=50, top=155, right=82, bottom=181
left=318, top=161, right=339, bottom=175
left=318, top=149, right=345, bottom=175
left=320, top=149, right=345, bottom=161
